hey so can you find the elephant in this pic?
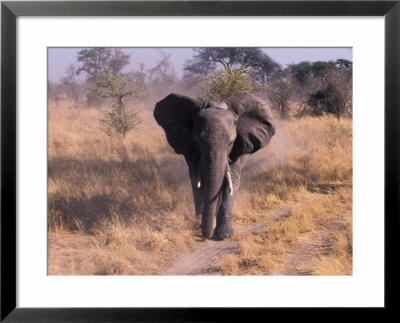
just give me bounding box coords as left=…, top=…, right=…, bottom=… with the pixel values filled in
left=154, top=92, right=275, bottom=240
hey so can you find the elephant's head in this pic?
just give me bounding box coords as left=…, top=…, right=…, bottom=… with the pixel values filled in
left=154, top=93, right=275, bottom=239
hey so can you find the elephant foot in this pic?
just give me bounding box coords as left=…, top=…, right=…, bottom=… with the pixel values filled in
left=213, top=223, right=234, bottom=241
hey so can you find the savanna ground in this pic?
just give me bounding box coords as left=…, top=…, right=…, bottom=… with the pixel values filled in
left=48, top=100, right=352, bottom=275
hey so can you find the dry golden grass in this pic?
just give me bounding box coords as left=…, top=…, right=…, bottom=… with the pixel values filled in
left=48, top=99, right=352, bottom=275
left=234, top=115, right=352, bottom=223
left=311, top=214, right=352, bottom=275
left=48, top=101, right=199, bottom=274
left=219, top=188, right=352, bottom=275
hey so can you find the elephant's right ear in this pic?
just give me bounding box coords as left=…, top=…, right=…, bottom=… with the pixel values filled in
left=154, top=93, right=203, bottom=155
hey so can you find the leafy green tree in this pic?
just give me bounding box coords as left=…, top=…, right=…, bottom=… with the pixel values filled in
left=184, top=48, right=279, bottom=86
left=77, top=48, right=130, bottom=107
left=288, top=61, right=313, bottom=85
left=77, top=48, right=130, bottom=82
left=289, top=58, right=352, bottom=117
left=307, top=68, right=351, bottom=119
left=95, top=70, right=142, bottom=137
left=308, top=83, right=341, bottom=117
left=290, top=59, right=351, bottom=87
left=335, top=58, right=353, bottom=69
left=200, top=66, right=254, bottom=102
left=311, top=61, right=336, bottom=80
left=77, top=48, right=142, bottom=136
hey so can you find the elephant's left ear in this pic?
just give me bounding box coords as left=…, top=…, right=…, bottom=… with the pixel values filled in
left=228, top=93, right=275, bottom=162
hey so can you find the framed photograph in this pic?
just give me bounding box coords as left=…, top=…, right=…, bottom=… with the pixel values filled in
left=1, top=0, right=399, bottom=321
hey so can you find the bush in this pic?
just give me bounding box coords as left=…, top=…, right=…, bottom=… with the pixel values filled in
left=307, top=68, right=352, bottom=119
left=95, top=70, right=143, bottom=136
left=200, top=66, right=254, bottom=102
left=99, top=104, right=142, bottom=137
left=308, top=82, right=346, bottom=118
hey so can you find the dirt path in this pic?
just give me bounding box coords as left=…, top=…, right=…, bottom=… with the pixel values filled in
left=164, top=192, right=351, bottom=276
left=48, top=231, right=98, bottom=275
left=282, top=213, right=352, bottom=275
left=49, top=192, right=351, bottom=276
left=164, top=207, right=292, bottom=275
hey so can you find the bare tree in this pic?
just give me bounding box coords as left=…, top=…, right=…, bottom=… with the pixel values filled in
left=48, top=80, right=65, bottom=105
left=60, top=64, right=80, bottom=108
left=268, top=71, right=294, bottom=119
left=148, top=53, right=179, bottom=98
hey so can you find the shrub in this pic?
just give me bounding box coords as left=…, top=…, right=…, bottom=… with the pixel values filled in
left=95, top=70, right=142, bottom=137
left=307, top=69, right=352, bottom=119
left=200, top=66, right=254, bottom=102
left=308, top=82, right=345, bottom=118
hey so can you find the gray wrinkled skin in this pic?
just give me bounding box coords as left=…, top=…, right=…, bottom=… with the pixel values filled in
left=154, top=93, right=275, bottom=240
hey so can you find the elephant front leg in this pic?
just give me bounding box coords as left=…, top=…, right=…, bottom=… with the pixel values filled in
left=213, top=190, right=235, bottom=240
left=213, top=157, right=246, bottom=240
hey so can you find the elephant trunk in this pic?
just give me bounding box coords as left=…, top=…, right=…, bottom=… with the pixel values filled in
left=201, top=153, right=227, bottom=239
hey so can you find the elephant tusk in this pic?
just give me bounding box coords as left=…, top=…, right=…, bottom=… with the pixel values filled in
left=197, top=178, right=201, bottom=189
left=227, top=171, right=233, bottom=195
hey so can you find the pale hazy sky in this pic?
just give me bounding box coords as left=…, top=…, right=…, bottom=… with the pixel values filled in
left=48, top=47, right=352, bottom=83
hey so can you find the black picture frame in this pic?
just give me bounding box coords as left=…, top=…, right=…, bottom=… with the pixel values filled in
left=1, top=1, right=399, bottom=321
